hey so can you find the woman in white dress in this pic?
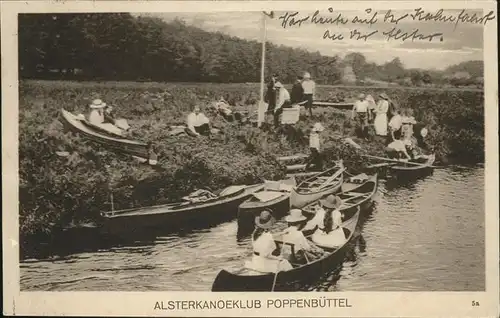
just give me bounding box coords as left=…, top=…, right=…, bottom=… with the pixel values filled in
left=311, top=195, right=347, bottom=248
left=244, top=210, right=293, bottom=273
left=374, top=93, right=389, bottom=136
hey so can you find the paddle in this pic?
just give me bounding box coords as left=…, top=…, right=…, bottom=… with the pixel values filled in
left=362, top=154, right=442, bottom=168
left=271, top=259, right=286, bottom=292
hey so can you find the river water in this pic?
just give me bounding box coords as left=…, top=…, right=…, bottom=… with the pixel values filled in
left=20, top=167, right=485, bottom=291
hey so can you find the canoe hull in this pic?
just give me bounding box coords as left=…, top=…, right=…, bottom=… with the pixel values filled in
left=212, top=210, right=360, bottom=292
left=389, top=154, right=436, bottom=179
left=60, top=109, right=149, bottom=158
left=290, top=183, right=342, bottom=209
left=100, top=184, right=264, bottom=236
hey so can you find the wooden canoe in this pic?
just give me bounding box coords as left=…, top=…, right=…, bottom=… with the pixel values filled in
left=389, top=154, right=436, bottom=177
left=60, top=109, right=150, bottom=158
left=289, top=161, right=345, bottom=209
left=100, top=184, right=265, bottom=236
left=211, top=208, right=360, bottom=291
left=301, top=173, right=378, bottom=230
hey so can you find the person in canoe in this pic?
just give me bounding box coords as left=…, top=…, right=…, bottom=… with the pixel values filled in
left=272, top=82, right=292, bottom=127
left=186, top=105, right=211, bottom=137
left=305, top=122, right=325, bottom=171
left=88, top=99, right=125, bottom=136
left=311, top=195, right=347, bottom=248
left=244, top=210, right=293, bottom=273
left=281, top=209, right=325, bottom=264
left=301, top=72, right=316, bottom=117
left=385, top=139, right=412, bottom=160
left=352, top=93, right=370, bottom=140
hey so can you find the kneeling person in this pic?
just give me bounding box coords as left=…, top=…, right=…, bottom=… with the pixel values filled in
left=282, top=209, right=325, bottom=264
left=244, top=210, right=293, bottom=273
left=311, top=195, right=347, bottom=248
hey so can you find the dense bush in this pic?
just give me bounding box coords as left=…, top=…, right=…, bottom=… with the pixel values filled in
left=19, top=80, right=484, bottom=255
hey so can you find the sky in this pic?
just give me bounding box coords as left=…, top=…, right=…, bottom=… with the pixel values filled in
left=141, top=9, right=485, bottom=70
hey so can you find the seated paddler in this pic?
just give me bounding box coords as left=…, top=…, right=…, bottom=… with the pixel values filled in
left=88, top=99, right=125, bottom=136
left=186, top=105, right=211, bottom=137
left=311, top=195, right=347, bottom=248
left=281, top=209, right=325, bottom=264
left=244, top=210, right=293, bottom=273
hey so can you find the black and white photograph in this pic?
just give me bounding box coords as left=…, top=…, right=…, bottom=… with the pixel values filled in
left=2, top=1, right=499, bottom=316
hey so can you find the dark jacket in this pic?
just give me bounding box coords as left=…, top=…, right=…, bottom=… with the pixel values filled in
left=291, top=81, right=304, bottom=104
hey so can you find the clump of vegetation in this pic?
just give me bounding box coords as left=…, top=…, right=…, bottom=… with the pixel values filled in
left=19, top=80, right=484, bottom=257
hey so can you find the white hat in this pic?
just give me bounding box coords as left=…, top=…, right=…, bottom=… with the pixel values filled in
left=312, top=122, right=325, bottom=132
left=89, top=99, right=106, bottom=109
left=274, top=82, right=283, bottom=88
left=303, top=72, right=311, bottom=79
left=285, top=209, right=307, bottom=223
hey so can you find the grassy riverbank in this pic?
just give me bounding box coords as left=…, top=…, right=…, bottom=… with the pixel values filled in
left=19, top=80, right=484, bottom=257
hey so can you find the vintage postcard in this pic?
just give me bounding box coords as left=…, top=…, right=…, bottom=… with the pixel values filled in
left=2, top=0, right=498, bottom=316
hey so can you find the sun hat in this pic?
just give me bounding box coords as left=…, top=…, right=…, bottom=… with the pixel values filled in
left=274, top=82, right=283, bottom=88
left=89, top=99, right=106, bottom=109
left=320, top=195, right=342, bottom=209
left=358, top=93, right=366, bottom=100
left=379, top=93, right=389, bottom=100
left=420, top=127, right=428, bottom=138
left=312, top=122, right=325, bottom=132
left=255, top=209, right=276, bottom=229
left=303, top=72, right=311, bottom=79
left=285, top=209, right=307, bottom=223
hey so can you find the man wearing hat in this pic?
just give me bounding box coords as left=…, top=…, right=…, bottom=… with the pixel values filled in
left=245, top=210, right=293, bottom=273
left=352, top=93, right=370, bottom=139
left=301, top=72, right=316, bottom=117
left=311, top=195, right=347, bottom=248
left=281, top=209, right=325, bottom=263
left=305, top=122, right=325, bottom=171
left=272, top=81, right=291, bottom=127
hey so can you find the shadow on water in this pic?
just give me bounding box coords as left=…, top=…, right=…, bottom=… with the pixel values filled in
left=22, top=214, right=237, bottom=261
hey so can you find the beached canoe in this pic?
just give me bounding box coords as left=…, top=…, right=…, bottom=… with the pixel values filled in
left=211, top=208, right=360, bottom=291
left=289, top=161, right=345, bottom=209
left=100, top=184, right=265, bottom=236
left=60, top=109, right=150, bottom=158
left=389, top=154, right=436, bottom=178
left=301, top=173, right=378, bottom=231
left=237, top=178, right=296, bottom=230
left=312, top=101, right=354, bottom=109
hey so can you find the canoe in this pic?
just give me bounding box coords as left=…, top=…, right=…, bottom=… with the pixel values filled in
left=237, top=178, right=296, bottom=230
left=60, top=109, right=150, bottom=158
left=211, top=208, right=360, bottom=291
left=289, top=161, right=345, bottom=209
left=100, top=183, right=265, bottom=236
left=301, top=173, right=378, bottom=232
left=312, top=101, right=354, bottom=109
left=389, top=154, right=436, bottom=178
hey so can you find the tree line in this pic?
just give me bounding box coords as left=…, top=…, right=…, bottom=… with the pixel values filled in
left=18, top=13, right=483, bottom=87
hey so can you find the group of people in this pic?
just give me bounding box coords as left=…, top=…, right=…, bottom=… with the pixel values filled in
left=351, top=92, right=430, bottom=161
left=265, top=72, right=317, bottom=127
left=245, top=194, right=347, bottom=273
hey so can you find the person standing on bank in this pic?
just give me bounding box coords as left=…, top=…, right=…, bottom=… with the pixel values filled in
left=305, top=122, right=325, bottom=171
left=301, top=72, right=316, bottom=117
left=387, top=108, right=403, bottom=144
left=186, top=105, right=211, bottom=137
left=291, top=75, right=304, bottom=105
left=374, top=93, right=390, bottom=137
left=273, top=82, right=291, bottom=127
left=265, top=74, right=279, bottom=114
left=352, top=93, right=370, bottom=140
